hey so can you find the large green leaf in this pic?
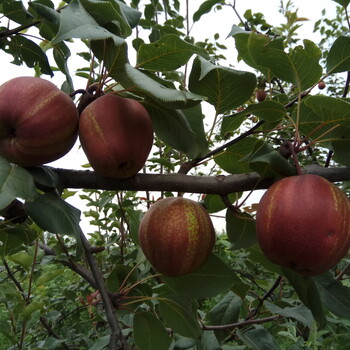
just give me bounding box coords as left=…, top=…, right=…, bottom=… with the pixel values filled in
left=162, top=254, right=237, bottom=299
left=208, top=291, right=242, bottom=342
left=0, top=157, right=38, bottom=210
left=24, top=193, right=81, bottom=236
left=189, top=56, right=256, bottom=114
left=315, top=272, right=350, bottom=319
left=144, top=102, right=198, bottom=158
left=3, top=1, right=34, bottom=24
left=158, top=298, right=201, bottom=338
left=226, top=210, right=257, bottom=249
left=331, top=0, right=350, bottom=8
left=51, top=0, right=124, bottom=45
left=137, top=34, right=209, bottom=71
left=237, top=327, right=282, bottom=350
left=117, top=63, right=204, bottom=109
left=296, top=96, right=350, bottom=144
left=282, top=268, right=327, bottom=327
left=327, top=36, right=350, bottom=74
left=246, top=33, right=322, bottom=90
left=81, top=0, right=140, bottom=38
left=133, top=311, right=172, bottom=350
left=264, top=302, right=313, bottom=328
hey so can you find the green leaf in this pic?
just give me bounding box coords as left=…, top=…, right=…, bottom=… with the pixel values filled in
left=331, top=0, right=350, bottom=8
left=327, top=36, right=350, bottom=74
left=158, top=298, right=201, bottom=338
left=315, top=272, right=350, bottom=319
left=193, top=0, right=223, bottom=22
left=189, top=56, right=256, bottom=114
left=203, top=193, right=241, bottom=214
left=182, top=104, right=209, bottom=158
left=8, top=251, right=33, bottom=270
left=264, top=302, right=313, bottom=328
left=88, top=336, right=110, bottom=350
left=214, top=137, right=262, bottom=174
left=237, top=327, right=282, bottom=350
left=21, top=301, right=45, bottom=319
left=144, top=102, right=198, bottom=158
left=247, top=142, right=297, bottom=179
left=137, top=34, right=209, bottom=71
left=248, top=245, right=282, bottom=275
left=36, top=269, right=65, bottom=285
left=162, top=254, right=236, bottom=299
left=247, top=33, right=322, bottom=90
left=3, top=1, right=34, bottom=24
left=232, top=100, right=287, bottom=123
left=0, top=223, right=38, bottom=257
left=208, top=291, right=242, bottom=342
left=7, top=35, right=53, bottom=76
left=114, top=63, right=204, bottom=109
left=282, top=268, right=327, bottom=327
left=24, top=193, right=81, bottom=236
left=133, top=311, right=172, bottom=350
left=81, top=0, right=139, bottom=38
left=0, top=157, right=38, bottom=210
left=53, top=42, right=74, bottom=91
left=51, top=0, right=124, bottom=45
left=226, top=210, right=257, bottom=249
left=27, top=166, right=64, bottom=194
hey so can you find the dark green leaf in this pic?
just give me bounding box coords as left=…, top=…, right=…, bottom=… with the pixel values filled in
left=162, top=254, right=237, bottom=299
left=248, top=245, right=282, bottom=274
left=27, top=166, right=64, bottom=194
left=81, top=0, right=137, bottom=38
left=237, top=327, right=282, bottom=350
left=221, top=113, right=245, bottom=135
left=7, top=35, right=53, bottom=76
left=51, top=0, right=124, bottom=45
left=193, top=0, right=223, bottom=22
left=203, top=193, right=241, bottom=214
left=133, top=311, right=172, bottom=350
left=282, top=267, right=327, bottom=327
left=24, top=193, right=81, bottom=236
left=159, top=298, right=201, bottom=338
left=226, top=210, right=257, bottom=249
left=144, top=102, right=198, bottom=158
left=137, top=34, right=209, bottom=71
left=247, top=33, right=322, bottom=90
left=331, top=0, right=350, bottom=8
left=3, top=1, right=34, bottom=24
left=189, top=56, right=256, bottom=114
left=327, top=36, right=350, bottom=74
left=315, top=272, right=350, bottom=319
left=0, top=157, right=38, bottom=209
left=0, top=223, right=38, bottom=257
left=264, top=302, right=313, bottom=328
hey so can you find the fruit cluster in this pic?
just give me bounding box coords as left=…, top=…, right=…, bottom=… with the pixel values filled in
left=0, top=77, right=216, bottom=277
left=0, top=76, right=153, bottom=178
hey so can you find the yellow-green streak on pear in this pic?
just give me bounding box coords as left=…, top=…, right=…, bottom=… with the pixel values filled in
left=138, top=197, right=216, bottom=277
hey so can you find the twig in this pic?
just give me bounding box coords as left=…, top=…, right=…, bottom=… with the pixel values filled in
left=78, top=228, right=128, bottom=349
left=202, top=314, right=281, bottom=331
left=0, top=20, right=41, bottom=38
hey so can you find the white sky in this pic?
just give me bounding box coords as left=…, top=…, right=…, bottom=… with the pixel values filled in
left=0, top=0, right=340, bottom=231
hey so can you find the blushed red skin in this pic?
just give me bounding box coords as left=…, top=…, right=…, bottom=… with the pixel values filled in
left=138, top=197, right=216, bottom=277
left=0, top=77, right=79, bottom=166
left=79, top=94, right=153, bottom=179
left=256, top=174, right=350, bottom=276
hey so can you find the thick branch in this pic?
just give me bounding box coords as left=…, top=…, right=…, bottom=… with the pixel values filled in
left=51, top=164, right=350, bottom=194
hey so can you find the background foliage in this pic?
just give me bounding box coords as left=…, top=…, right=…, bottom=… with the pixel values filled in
left=0, top=0, right=350, bottom=349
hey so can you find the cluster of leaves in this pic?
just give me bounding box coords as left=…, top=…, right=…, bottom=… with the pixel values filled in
left=1, top=0, right=350, bottom=349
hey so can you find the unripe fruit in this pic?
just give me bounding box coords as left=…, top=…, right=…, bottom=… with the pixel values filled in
left=256, top=89, right=267, bottom=102
left=318, top=81, right=326, bottom=90
left=0, top=77, right=79, bottom=166
left=256, top=174, right=350, bottom=276
left=79, top=94, right=153, bottom=179
left=138, top=197, right=216, bottom=276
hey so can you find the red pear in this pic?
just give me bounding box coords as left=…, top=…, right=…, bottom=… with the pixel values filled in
left=256, top=174, right=350, bottom=276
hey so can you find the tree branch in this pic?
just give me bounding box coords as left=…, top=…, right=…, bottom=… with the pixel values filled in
left=51, top=164, right=350, bottom=194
